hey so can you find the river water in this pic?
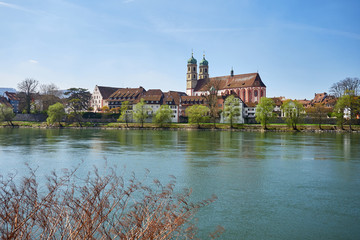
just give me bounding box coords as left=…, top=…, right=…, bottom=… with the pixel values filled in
left=0, top=128, right=359, bottom=239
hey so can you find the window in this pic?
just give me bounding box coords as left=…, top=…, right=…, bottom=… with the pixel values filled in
left=193, top=67, right=196, bottom=71
left=260, top=90, right=264, bottom=97
left=205, top=69, right=207, bottom=73
left=193, top=74, right=196, bottom=78
left=254, top=90, right=258, bottom=97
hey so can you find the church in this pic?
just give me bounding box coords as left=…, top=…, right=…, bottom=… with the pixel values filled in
left=186, top=53, right=266, bottom=104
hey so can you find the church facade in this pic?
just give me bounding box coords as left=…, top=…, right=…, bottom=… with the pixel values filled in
left=186, top=54, right=266, bottom=103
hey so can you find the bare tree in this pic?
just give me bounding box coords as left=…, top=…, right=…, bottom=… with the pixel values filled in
left=203, top=80, right=222, bottom=128
left=17, top=78, right=39, bottom=113
left=330, top=77, right=360, bottom=97
left=40, top=83, right=62, bottom=97
left=39, top=83, right=62, bottom=111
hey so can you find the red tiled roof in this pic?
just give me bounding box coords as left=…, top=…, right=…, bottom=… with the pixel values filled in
left=163, top=91, right=186, bottom=105
left=97, top=86, right=122, bottom=99
left=108, top=87, right=146, bottom=100
left=312, top=92, right=327, bottom=104
left=4, top=91, right=19, bottom=101
left=194, top=73, right=266, bottom=92
left=0, top=97, right=13, bottom=108
left=245, top=102, right=257, bottom=107
left=141, top=89, right=163, bottom=102
left=271, top=97, right=283, bottom=106
left=181, top=96, right=205, bottom=102
left=297, top=99, right=311, bottom=106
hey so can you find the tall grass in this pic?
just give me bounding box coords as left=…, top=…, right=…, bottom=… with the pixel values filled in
left=0, top=164, right=221, bottom=239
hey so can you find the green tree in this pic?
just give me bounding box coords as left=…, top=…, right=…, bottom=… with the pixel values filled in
left=64, top=88, right=91, bottom=111
left=154, top=105, right=173, bottom=127
left=333, top=94, right=358, bottom=130
left=47, top=102, right=65, bottom=127
left=67, top=99, right=85, bottom=127
left=255, top=97, right=275, bottom=130
left=186, top=105, right=209, bottom=128
left=282, top=100, right=304, bottom=130
left=133, top=99, right=150, bottom=128
left=223, top=95, right=241, bottom=128
left=118, top=101, right=132, bottom=127
left=0, top=104, right=15, bottom=126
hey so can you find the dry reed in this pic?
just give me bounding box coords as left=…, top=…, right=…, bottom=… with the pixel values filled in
left=0, top=164, right=221, bottom=239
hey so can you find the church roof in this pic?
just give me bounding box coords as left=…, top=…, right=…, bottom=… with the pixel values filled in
left=199, top=56, right=208, bottom=66
left=194, top=73, right=266, bottom=92
left=187, top=53, right=197, bottom=65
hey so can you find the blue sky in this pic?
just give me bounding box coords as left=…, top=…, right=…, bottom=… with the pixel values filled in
left=1, top=0, right=359, bottom=99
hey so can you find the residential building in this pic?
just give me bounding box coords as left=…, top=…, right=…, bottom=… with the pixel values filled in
left=0, top=96, right=13, bottom=109
left=163, top=91, right=186, bottom=122
left=107, top=87, right=146, bottom=110
left=91, top=85, right=121, bottom=111
left=220, top=96, right=245, bottom=124
left=3, top=91, right=20, bottom=113
left=179, top=95, right=206, bottom=117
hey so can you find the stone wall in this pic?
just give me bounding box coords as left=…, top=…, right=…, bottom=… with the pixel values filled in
left=14, top=114, right=47, bottom=122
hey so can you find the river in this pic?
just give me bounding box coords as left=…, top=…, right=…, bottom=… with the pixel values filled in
left=0, top=128, right=359, bottom=239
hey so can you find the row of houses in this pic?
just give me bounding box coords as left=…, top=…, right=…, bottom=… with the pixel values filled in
left=271, top=93, right=337, bottom=117
left=90, top=85, right=256, bottom=123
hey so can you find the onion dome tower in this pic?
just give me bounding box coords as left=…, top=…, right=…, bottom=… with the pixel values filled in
left=186, top=52, right=198, bottom=96
left=199, top=54, right=209, bottom=79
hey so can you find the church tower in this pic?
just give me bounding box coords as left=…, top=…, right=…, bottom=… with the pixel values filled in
left=186, top=52, right=197, bottom=96
left=199, top=54, right=209, bottom=79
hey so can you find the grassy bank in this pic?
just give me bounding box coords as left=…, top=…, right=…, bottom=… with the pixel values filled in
left=1, top=121, right=360, bottom=132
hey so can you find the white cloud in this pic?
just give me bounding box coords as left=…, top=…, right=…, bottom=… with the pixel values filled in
left=28, top=59, right=39, bottom=64
left=123, top=0, right=135, bottom=3
left=0, top=1, right=34, bottom=13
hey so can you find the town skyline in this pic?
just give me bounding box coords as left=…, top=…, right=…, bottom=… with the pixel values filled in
left=1, top=0, right=359, bottom=100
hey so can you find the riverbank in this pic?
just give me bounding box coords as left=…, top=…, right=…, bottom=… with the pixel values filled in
left=1, top=121, right=359, bottom=133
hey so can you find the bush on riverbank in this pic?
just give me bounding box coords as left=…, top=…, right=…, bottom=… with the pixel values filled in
left=0, top=165, right=220, bottom=239
left=1, top=120, right=360, bottom=132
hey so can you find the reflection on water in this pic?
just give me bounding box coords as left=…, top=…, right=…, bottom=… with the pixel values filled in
left=0, top=128, right=360, bottom=240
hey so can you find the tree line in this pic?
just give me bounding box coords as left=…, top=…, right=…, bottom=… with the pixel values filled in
left=1, top=77, right=360, bottom=129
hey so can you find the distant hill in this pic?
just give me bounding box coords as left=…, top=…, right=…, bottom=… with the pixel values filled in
left=0, top=88, right=17, bottom=96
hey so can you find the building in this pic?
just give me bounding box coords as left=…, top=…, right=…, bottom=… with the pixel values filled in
left=91, top=85, right=121, bottom=111
left=186, top=53, right=266, bottom=104
left=163, top=91, right=186, bottom=122
left=220, top=96, right=245, bottom=124
left=107, top=87, right=185, bottom=123
left=3, top=91, right=20, bottom=113
left=107, top=87, right=146, bottom=110
left=179, top=95, right=206, bottom=117
left=0, top=96, right=13, bottom=109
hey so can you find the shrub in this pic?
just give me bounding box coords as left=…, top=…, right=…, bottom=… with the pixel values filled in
left=0, top=164, right=219, bottom=239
